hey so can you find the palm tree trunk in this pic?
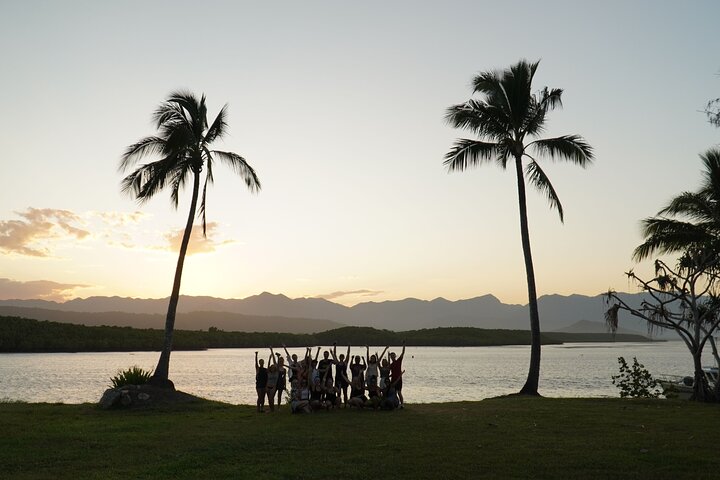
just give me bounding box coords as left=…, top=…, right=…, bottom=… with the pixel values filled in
left=151, top=170, right=201, bottom=387
left=514, top=155, right=542, bottom=396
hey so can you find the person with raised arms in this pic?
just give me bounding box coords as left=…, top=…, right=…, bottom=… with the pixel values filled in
left=389, top=341, right=406, bottom=408
left=331, top=343, right=351, bottom=407
left=254, top=351, right=268, bottom=413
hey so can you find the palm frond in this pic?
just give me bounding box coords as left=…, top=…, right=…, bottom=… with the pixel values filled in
left=657, top=192, right=715, bottom=222
left=503, top=59, right=539, bottom=129
left=443, top=139, right=501, bottom=172
left=204, top=105, right=228, bottom=145
left=527, top=135, right=594, bottom=166
left=633, top=218, right=716, bottom=261
left=523, top=87, right=563, bottom=136
left=444, top=101, right=511, bottom=139
left=120, top=156, right=179, bottom=203
left=119, top=137, right=166, bottom=172
left=211, top=150, right=261, bottom=192
left=525, top=159, right=564, bottom=222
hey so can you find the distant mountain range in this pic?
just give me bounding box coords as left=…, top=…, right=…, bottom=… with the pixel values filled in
left=0, top=291, right=667, bottom=337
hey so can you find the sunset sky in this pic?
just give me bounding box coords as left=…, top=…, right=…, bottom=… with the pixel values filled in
left=1, top=1, right=718, bottom=306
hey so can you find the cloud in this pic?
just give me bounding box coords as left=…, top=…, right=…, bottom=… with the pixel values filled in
left=91, top=210, right=148, bottom=227
left=314, top=289, right=384, bottom=301
left=0, top=278, right=91, bottom=301
left=0, top=208, right=90, bottom=257
left=161, top=222, right=234, bottom=255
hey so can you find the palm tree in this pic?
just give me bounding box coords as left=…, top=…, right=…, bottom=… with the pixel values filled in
left=120, top=91, right=261, bottom=387
left=633, top=148, right=720, bottom=261
left=444, top=60, right=594, bottom=395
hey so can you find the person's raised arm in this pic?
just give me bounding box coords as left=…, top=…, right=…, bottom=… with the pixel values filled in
left=269, top=347, right=277, bottom=366
left=331, top=343, right=338, bottom=362
left=399, top=341, right=406, bottom=361
left=283, top=343, right=291, bottom=360
left=313, top=346, right=321, bottom=362
left=345, top=344, right=351, bottom=362
left=268, top=352, right=273, bottom=366
left=365, top=345, right=370, bottom=364
left=254, top=351, right=259, bottom=371
left=379, top=346, right=389, bottom=361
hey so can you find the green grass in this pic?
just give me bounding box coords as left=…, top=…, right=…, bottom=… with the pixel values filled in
left=1, top=397, right=717, bottom=479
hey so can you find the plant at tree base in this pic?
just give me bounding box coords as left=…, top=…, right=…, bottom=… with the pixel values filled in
left=110, top=366, right=153, bottom=388
left=611, top=356, right=661, bottom=398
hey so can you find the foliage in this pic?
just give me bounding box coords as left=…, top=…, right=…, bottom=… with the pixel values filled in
left=2, top=399, right=720, bottom=479
left=611, top=356, right=660, bottom=398
left=705, top=97, right=720, bottom=128
left=110, top=366, right=153, bottom=388
left=633, top=148, right=720, bottom=261
left=606, top=253, right=720, bottom=401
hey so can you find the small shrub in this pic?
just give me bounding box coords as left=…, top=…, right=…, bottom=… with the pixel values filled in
left=110, top=366, right=153, bottom=388
left=611, top=356, right=661, bottom=398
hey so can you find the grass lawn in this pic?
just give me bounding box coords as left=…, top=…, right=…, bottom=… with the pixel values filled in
left=1, top=396, right=718, bottom=479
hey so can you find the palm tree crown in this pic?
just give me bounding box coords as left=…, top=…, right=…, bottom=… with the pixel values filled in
left=634, top=148, right=720, bottom=261
left=444, top=60, right=593, bottom=220
left=120, top=90, right=260, bottom=234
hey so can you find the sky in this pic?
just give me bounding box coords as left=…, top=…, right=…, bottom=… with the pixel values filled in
left=1, top=1, right=719, bottom=306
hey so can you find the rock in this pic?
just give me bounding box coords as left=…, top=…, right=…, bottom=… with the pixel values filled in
left=137, top=392, right=150, bottom=401
left=99, top=389, right=121, bottom=409
left=120, top=391, right=132, bottom=406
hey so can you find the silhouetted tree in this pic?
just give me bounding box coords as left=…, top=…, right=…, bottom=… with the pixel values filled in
left=633, top=149, right=720, bottom=262
left=606, top=251, right=720, bottom=402
left=444, top=60, right=594, bottom=395
left=120, top=91, right=261, bottom=386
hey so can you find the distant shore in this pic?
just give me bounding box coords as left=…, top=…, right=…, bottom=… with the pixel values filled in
left=0, top=315, right=655, bottom=353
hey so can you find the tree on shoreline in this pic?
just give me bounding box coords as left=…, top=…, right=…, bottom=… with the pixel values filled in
left=605, top=251, right=720, bottom=402
left=613, top=148, right=720, bottom=401
left=120, top=91, right=261, bottom=387
left=443, top=60, right=594, bottom=395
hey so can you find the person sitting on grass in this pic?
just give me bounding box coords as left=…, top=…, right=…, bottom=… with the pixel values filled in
left=254, top=351, right=268, bottom=413
left=366, top=374, right=382, bottom=410
left=380, top=370, right=404, bottom=410
left=310, top=376, right=325, bottom=410
left=323, top=376, right=341, bottom=409
left=290, top=379, right=311, bottom=414
left=347, top=374, right=368, bottom=409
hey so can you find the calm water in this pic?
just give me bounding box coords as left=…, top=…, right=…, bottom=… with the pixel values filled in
left=0, top=342, right=707, bottom=404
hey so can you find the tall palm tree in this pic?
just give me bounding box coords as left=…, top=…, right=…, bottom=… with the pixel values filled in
left=633, top=148, right=720, bottom=261
left=120, top=91, right=261, bottom=387
left=444, top=60, right=594, bottom=395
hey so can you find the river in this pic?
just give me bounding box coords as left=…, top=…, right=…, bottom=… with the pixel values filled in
left=0, top=341, right=707, bottom=404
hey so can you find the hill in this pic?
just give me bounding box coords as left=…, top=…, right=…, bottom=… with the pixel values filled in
left=0, top=291, right=671, bottom=336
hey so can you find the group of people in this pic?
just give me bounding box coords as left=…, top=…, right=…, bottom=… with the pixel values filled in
left=254, top=342, right=406, bottom=413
